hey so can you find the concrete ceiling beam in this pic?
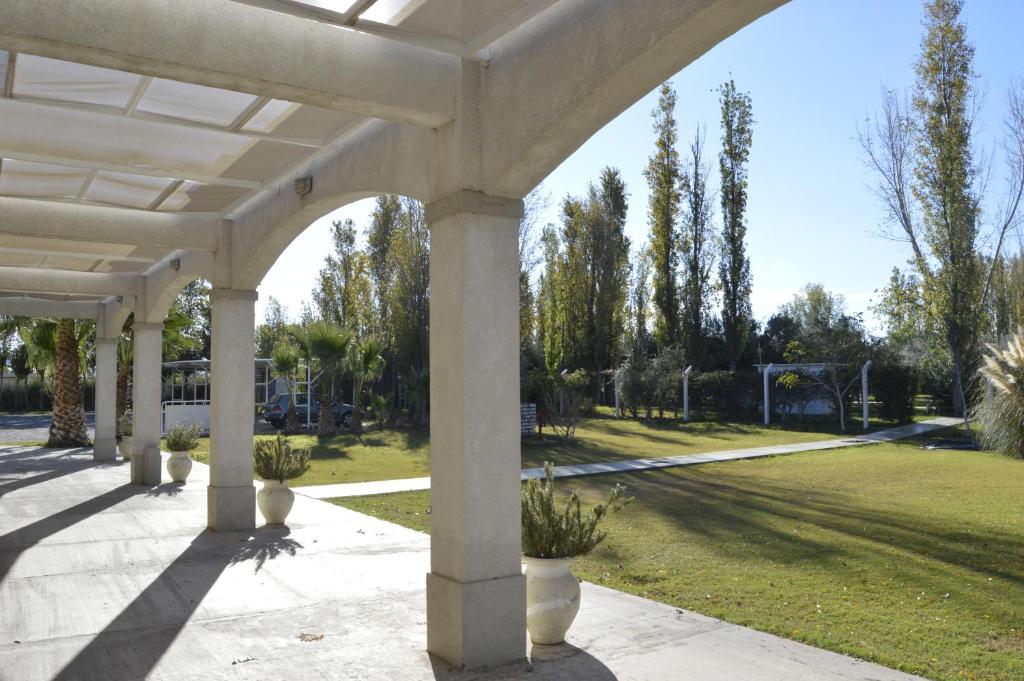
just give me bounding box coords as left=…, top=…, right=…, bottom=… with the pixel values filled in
left=0, top=0, right=457, bottom=127
left=0, top=196, right=219, bottom=252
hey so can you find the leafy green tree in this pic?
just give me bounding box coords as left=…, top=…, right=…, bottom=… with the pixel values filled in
left=254, top=296, right=290, bottom=359
left=312, top=219, right=374, bottom=336
left=717, top=79, right=755, bottom=371
left=385, top=199, right=429, bottom=386
left=536, top=173, right=630, bottom=379
left=680, top=127, right=716, bottom=367
left=0, top=316, right=16, bottom=404
left=10, top=344, right=30, bottom=410
left=780, top=285, right=870, bottom=432
left=645, top=82, right=682, bottom=349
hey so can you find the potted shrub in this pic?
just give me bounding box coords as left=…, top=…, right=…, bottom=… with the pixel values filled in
left=164, top=422, right=201, bottom=483
left=253, top=435, right=311, bottom=525
left=117, top=413, right=133, bottom=462
left=521, top=462, right=632, bottom=645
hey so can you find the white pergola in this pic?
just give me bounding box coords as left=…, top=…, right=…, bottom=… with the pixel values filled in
left=0, top=0, right=786, bottom=668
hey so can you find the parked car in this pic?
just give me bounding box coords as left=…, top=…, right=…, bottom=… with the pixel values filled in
left=263, top=394, right=353, bottom=430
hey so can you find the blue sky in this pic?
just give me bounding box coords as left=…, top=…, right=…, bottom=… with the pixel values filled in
left=257, top=0, right=1024, bottom=332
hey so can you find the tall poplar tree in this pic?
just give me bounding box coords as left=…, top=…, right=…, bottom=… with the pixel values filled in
left=717, top=79, right=754, bottom=370
left=680, top=127, right=716, bottom=367
left=861, top=0, right=1024, bottom=416
left=644, top=83, right=682, bottom=350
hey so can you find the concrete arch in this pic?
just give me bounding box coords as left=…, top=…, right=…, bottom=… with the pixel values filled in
left=481, top=0, right=788, bottom=198
left=139, top=251, right=214, bottom=325
left=228, top=120, right=434, bottom=291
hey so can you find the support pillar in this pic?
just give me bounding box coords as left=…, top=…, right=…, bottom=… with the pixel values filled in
left=424, top=191, right=526, bottom=669
left=861, top=360, right=872, bottom=430
left=131, top=322, right=163, bottom=485
left=93, top=337, right=117, bottom=462
left=763, top=363, right=773, bottom=426
left=683, top=365, right=693, bottom=422
left=207, top=288, right=257, bottom=532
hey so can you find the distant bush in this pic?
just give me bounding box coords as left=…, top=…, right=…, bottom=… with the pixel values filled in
left=696, top=370, right=757, bottom=418
left=872, top=360, right=918, bottom=423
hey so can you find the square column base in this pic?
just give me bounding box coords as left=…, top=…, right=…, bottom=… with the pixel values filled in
left=129, top=446, right=161, bottom=485
left=426, top=571, right=526, bottom=669
left=93, top=437, right=117, bottom=462
left=207, top=484, right=256, bottom=532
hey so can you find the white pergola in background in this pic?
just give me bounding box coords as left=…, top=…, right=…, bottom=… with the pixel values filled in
left=0, top=0, right=786, bottom=668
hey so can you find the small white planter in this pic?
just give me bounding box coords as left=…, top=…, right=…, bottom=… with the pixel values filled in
left=119, top=436, right=133, bottom=462
left=524, top=556, right=581, bottom=645
left=166, top=450, right=192, bottom=483
left=257, top=479, right=295, bottom=525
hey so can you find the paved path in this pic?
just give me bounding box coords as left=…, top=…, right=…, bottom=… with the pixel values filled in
left=0, top=445, right=925, bottom=681
left=0, top=412, right=95, bottom=443
left=296, top=417, right=962, bottom=500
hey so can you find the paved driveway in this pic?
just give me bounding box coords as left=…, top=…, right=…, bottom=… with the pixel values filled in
left=0, top=412, right=95, bottom=442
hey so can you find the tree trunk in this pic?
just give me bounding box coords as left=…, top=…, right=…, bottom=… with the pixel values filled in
left=316, top=376, right=336, bottom=437
left=284, top=380, right=303, bottom=434
left=351, top=376, right=364, bottom=434
left=48, top=320, right=89, bottom=447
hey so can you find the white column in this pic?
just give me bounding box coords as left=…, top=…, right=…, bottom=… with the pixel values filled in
left=763, top=363, right=773, bottom=426
left=862, top=360, right=872, bottom=430
left=208, top=288, right=257, bottom=532
left=130, top=322, right=163, bottom=485
left=424, top=191, right=526, bottom=669
left=683, top=365, right=693, bottom=422
left=93, top=337, right=118, bottom=462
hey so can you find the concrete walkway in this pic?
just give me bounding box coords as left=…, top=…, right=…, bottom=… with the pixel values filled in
left=0, top=445, right=924, bottom=681
left=297, top=417, right=962, bottom=500
left=0, top=412, right=96, bottom=443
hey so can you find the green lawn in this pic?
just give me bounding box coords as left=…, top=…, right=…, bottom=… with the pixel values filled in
left=179, top=428, right=429, bottom=486
left=334, top=436, right=1024, bottom=681
left=174, top=414, right=891, bottom=486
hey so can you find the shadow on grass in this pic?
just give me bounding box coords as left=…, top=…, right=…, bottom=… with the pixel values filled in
left=584, top=457, right=1024, bottom=590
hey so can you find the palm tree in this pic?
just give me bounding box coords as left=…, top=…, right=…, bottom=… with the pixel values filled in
left=306, top=321, right=351, bottom=437
left=21, top=319, right=93, bottom=447
left=271, top=343, right=303, bottom=434
left=21, top=320, right=56, bottom=411
left=347, top=337, right=386, bottom=435
left=405, top=366, right=429, bottom=429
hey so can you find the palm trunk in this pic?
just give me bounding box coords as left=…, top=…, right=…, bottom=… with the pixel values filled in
left=284, top=379, right=302, bottom=434
left=48, top=320, right=89, bottom=447
left=351, top=375, right=364, bottom=434
left=316, top=375, right=336, bottom=436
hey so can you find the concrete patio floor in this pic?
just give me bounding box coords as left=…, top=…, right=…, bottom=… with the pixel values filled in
left=0, top=445, right=925, bottom=681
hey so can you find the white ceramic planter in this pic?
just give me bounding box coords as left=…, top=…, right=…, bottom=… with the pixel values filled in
left=524, top=556, right=581, bottom=645
left=257, top=479, right=295, bottom=525
left=166, top=450, right=192, bottom=483
left=119, top=435, right=133, bottom=462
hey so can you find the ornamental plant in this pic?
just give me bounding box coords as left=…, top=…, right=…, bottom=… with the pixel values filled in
left=117, top=413, right=132, bottom=437
left=973, top=328, right=1024, bottom=458
left=253, top=435, right=311, bottom=482
left=521, top=462, right=632, bottom=559
left=165, top=422, right=201, bottom=452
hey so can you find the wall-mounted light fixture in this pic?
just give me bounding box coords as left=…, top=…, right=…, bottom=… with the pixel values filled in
left=294, top=176, right=314, bottom=197
left=169, top=258, right=181, bottom=272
